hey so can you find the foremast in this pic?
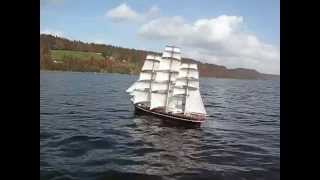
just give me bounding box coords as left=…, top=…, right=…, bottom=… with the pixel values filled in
left=164, top=45, right=180, bottom=112
left=143, top=55, right=160, bottom=103
left=126, top=55, right=161, bottom=105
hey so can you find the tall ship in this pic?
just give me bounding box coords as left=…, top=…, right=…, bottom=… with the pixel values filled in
left=126, top=45, right=207, bottom=123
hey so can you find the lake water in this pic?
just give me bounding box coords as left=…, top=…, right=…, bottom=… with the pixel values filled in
left=40, top=71, right=280, bottom=180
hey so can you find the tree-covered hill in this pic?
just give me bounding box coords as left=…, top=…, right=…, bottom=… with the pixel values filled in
left=40, top=34, right=279, bottom=80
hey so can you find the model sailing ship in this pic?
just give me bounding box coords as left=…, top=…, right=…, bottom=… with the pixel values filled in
left=126, top=45, right=207, bottom=123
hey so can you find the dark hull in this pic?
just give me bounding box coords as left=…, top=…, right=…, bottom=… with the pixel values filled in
left=134, top=104, right=205, bottom=124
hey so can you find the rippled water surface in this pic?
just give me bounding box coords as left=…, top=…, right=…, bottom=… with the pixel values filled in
left=40, top=71, right=280, bottom=180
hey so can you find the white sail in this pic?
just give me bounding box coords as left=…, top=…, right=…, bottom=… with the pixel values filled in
left=188, top=70, right=199, bottom=79
left=158, top=58, right=171, bottom=71
left=167, top=96, right=183, bottom=113
left=127, top=54, right=161, bottom=105
left=142, top=56, right=160, bottom=71
left=150, top=92, right=167, bottom=109
left=171, top=59, right=181, bottom=72
left=154, top=71, right=170, bottom=82
left=163, top=46, right=181, bottom=60
left=152, top=82, right=168, bottom=91
left=172, top=87, right=186, bottom=96
left=126, top=82, right=137, bottom=93
left=165, top=46, right=181, bottom=53
left=180, top=63, right=197, bottom=70
left=178, top=69, right=199, bottom=79
left=132, top=90, right=149, bottom=104
left=146, top=54, right=161, bottom=61
left=175, top=79, right=199, bottom=89
left=134, top=81, right=150, bottom=90
left=184, top=90, right=207, bottom=115
left=139, top=72, right=152, bottom=81
left=142, top=60, right=155, bottom=71
left=162, top=51, right=181, bottom=60
left=158, top=58, right=180, bottom=71
left=171, top=72, right=178, bottom=82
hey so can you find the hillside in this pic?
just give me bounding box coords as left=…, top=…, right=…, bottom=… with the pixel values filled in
left=40, top=34, right=279, bottom=80
left=51, top=50, right=105, bottom=61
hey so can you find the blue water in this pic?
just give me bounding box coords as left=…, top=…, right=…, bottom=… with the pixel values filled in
left=40, top=71, right=280, bottom=180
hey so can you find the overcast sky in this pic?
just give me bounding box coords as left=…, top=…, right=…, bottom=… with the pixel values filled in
left=41, top=0, right=280, bottom=75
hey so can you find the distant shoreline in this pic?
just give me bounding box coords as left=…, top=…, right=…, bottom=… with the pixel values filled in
left=40, top=69, right=279, bottom=81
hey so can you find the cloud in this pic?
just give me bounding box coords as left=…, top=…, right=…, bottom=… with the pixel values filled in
left=138, top=16, right=190, bottom=39
left=40, top=29, right=64, bottom=37
left=105, top=3, right=140, bottom=22
left=105, top=3, right=160, bottom=23
left=146, top=5, right=160, bottom=18
left=138, top=15, right=280, bottom=74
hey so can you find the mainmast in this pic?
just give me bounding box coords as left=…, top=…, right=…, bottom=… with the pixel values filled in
left=149, top=45, right=181, bottom=111
left=145, top=55, right=159, bottom=102
left=164, top=46, right=174, bottom=112
left=149, top=61, right=155, bottom=102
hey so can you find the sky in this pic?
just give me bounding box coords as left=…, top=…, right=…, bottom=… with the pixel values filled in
left=40, top=0, right=280, bottom=75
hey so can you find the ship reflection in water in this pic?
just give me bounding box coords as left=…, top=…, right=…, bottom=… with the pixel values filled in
left=130, top=115, right=204, bottom=177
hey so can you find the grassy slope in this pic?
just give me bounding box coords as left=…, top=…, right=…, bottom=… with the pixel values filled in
left=51, top=50, right=105, bottom=61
